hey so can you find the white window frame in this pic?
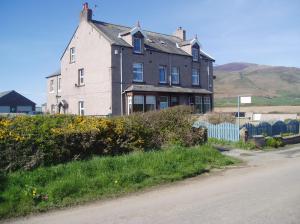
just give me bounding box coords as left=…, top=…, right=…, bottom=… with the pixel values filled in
left=133, top=63, right=143, bottom=82
left=133, top=37, right=142, bottom=53
left=58, top=77, right=61, bottom=92
left=192, top=47, right=199, bottom=62
left=70, top=47, right=75, bottom=63
left=171, top=67, right=180, bottom=84
left=49, top=79, right=54, bottom=93
left=78, top=101, right=84, bottom=116
left=78, top=69, right=84, bottom=86
left=192, top=68, right=200, bottom=85
left=159, top=65, right=167, bottom=83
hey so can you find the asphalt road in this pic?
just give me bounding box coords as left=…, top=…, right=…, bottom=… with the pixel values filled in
left=4, top=146, right=300, bottom=224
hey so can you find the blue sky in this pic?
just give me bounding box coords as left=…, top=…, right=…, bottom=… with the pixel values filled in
left=0, top=0, right=299, bottom=105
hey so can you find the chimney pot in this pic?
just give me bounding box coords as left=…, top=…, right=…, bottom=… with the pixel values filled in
left=80, top=2, right=92, bottom=22
left=83, top=2, right=89, bottom=10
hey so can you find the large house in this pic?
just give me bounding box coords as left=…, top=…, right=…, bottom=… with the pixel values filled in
left=0, top=90, right=36, bottom=114
left=46, top=3, right=215, bottom=116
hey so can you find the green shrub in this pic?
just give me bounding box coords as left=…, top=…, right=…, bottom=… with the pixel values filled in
left=0, top=106, right=206, bottom=171
left=265, top=137, right=284, bottom=148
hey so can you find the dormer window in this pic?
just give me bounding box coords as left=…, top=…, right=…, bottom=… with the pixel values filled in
left=133, top=37, right=142, bottom=53
left=192, top=47, right=199, bottom=62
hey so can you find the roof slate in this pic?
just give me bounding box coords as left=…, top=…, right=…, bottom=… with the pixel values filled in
left=0, top=91, right=13, bottom=98
left=125, top=84, right=212, bottom=94
left=92, top=21, right=214, bottom=60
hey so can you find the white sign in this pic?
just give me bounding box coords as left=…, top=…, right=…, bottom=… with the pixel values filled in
left=240, top=96, right=252, bottom=104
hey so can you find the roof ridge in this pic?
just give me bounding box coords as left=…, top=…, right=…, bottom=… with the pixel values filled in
left=92, top=20, right=182, bottom=41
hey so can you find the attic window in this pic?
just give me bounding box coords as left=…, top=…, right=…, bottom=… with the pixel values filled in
left=192, top=47, right=199, bottom=62
left=133, top=37, right=142, bottom=53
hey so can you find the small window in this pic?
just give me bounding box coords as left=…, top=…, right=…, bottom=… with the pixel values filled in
left=70, top=47, right=75, bottom=63
left=192, top=69, right=200, bottom=85
left=49, top=79, right=54, bottom=92
left=170, top=96, right=179, bottom=107
left=58, top=77, right=61, bottom=92
left=133, top=37, right=142, bottom=53
left=133, top=95, right=144, bottom=112
left=145, top=96, right=156, bottom=112
left=159, top=66, right=167, bottom=83
left=171, top=67, right=180, bottom=84
left=78, top=69, right=84, bottom=85
left=133, top=63, right=143, bottom=82
left=192, top=48, right=199, bottom=62
left=78, top=101, right=84, bottom=115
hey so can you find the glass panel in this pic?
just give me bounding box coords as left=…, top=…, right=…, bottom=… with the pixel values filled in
left=159, top=96, right=168, bottom=110
left=203, top=96, right=211, bottom=113
left=192, top=48, right=198, bottom=61
left=192, top=69, right=199, bottom=85
left=171, top=67, right=179, bottom=84
left=133, top=38, right=142, bottom=53
left=145, top=96, right=156, bottom=112
left=195, top=96, right=203, bottom=113
left=133, top=95, right=144, bottom=112
left=159, top=66, right=167, bottom=83
left=133, top=63, right=143, bottom=82
left=170, top=96, right=179, bottom=107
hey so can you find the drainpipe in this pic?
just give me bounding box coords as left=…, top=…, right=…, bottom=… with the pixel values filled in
left=120, top=47, right=123, bottom=116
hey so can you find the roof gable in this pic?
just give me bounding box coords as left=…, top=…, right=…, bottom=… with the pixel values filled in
left=0, top=90, right=36, bottom=106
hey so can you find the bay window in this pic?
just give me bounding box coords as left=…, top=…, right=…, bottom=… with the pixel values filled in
left=203, top=96, right=211, bottom=113
left=145, top=96, right=156, bottom=112
left=133, top=95, right=144, bottom=112
left=195, top=96, right=203, bottom=113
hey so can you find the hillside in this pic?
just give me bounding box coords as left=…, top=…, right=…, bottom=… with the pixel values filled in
left=214, top=62, right=300, bottom=106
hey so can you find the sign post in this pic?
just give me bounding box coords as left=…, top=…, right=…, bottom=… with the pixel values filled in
left=237, top=96, right=252, bottom=128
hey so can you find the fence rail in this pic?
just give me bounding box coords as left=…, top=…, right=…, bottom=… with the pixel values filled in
left=193, top=121, right=240, bottom=142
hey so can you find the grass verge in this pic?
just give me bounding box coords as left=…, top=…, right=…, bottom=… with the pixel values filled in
left=0, top=145, right=238, bottom=219
left=208, top=138, right=257, bottom=150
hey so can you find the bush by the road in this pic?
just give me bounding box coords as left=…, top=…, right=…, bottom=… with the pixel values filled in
left=0, top=106, right=206, bottom=171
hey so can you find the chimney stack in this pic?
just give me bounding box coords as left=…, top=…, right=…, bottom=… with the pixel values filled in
left=80, top=2, right=92, bottom=22
left=174, top=27, right=186, bottom=41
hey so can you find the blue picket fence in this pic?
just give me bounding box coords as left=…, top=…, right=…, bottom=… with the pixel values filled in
left=242, top=120, right=299, bottom=138
left=193, top=121, right=240, bottom=142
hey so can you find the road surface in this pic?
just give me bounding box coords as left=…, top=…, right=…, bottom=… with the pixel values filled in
left=4, top=146, right=300, bottom=224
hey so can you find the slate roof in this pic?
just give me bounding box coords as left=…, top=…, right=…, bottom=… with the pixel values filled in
left=0, top=91, right=13, bottom=98
left=91, top=20, right=215, bottom=61
left=125, top=84, right=212, bottom=94
left=46, top=69, right=61, bottom=79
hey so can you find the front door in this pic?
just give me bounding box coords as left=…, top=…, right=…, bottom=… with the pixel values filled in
left=159, top=96, right=169, bottom=110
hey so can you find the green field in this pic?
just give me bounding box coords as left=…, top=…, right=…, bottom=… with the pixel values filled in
left=0, top=145, right=238, bottom=219
left=215, top=96, right=300, bottom=107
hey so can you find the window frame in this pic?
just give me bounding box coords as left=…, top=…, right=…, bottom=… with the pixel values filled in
left=133, top=63, right=144, bottom=82
left=192, top=68, right=200, bottom=86
left=78, top=101, right=85, bottom=116
left=133, top=37, right=142, bottom=53
left=78, top=68, right=85, bottom=86
left=192, top=47, right=199, bottom=62
left=145, top=95, right=156, bottom=112
left=171, top=67, right=180, bottom=84
left=49, top=79, right=54, bottom=93
left=70, top=47, right=75, bottom=63
left=195, top=96, right=203, bottom=114
left=133, top=95, right=144, bottom=112
left=58, top=77, right=61, bottom=92
left=159, top=65, right=167, bottom=84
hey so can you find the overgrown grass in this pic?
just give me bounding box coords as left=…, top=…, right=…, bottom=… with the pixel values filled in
left=208, top=138, right=257, bottom=150
left=0, top=145, right=238, bottom=219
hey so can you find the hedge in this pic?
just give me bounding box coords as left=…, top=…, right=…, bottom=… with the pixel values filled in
left=0, top=106, right=207, bottom=171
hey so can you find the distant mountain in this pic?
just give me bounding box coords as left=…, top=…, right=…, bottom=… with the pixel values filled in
left=214, top=62, right=300, bottom=101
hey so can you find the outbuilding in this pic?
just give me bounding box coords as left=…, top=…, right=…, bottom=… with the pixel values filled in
left=0, top=90, right=36, bottom=114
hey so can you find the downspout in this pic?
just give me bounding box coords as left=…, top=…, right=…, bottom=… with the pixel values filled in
left=120, top=47, right=123, bottom=116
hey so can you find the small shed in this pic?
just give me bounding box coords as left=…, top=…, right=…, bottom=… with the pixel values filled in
left=0, top=90, right=36, bottom=114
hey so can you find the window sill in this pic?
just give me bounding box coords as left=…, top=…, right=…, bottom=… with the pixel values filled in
left=192, top=84, right=201, bottom=87
left=171, top=83, right=180, bottom=86
left=75, top=84, right=85, bottom=87
left=158, top=82, right=168, bottom=85
left=133, top=52, right=144, bottom=55
left=132, top=81, right=145, bottom=84
left=69, top=61, right=76, bottom=64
